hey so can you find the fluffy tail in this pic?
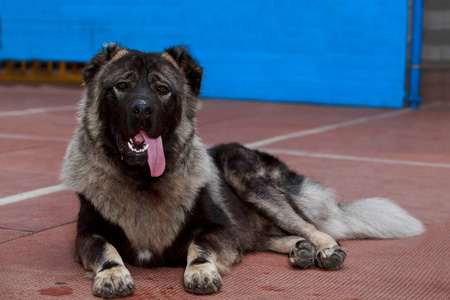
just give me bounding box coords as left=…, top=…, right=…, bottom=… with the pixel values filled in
left=319, top=198, right=425, bottom=240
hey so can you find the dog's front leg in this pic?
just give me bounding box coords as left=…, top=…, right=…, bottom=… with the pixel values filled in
left=76, top=234, right=135, bottom=298
left=184, top=241, right=223, bottom=294
left=184, top=233, right=242, bottom=295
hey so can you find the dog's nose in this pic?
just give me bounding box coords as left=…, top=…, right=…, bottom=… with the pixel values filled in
left=131, top=100, right=153, bottom=121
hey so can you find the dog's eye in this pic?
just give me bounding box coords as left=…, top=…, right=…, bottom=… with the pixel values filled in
left=116, top=82, right=129, bottom=91
left=157, top=86, right=169, bottom=95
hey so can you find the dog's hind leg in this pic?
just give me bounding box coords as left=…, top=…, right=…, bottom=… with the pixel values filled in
left=259, top=236, right=316, bottom=269
left=212, top=143, right=346, bottom=269
left=236, top=176, right=346, bottom=270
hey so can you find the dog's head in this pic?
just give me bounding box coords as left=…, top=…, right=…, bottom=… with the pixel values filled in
left=81, top=44, right=203, bottom=177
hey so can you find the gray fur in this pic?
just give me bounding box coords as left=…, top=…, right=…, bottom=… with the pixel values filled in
left=321, top=198, right=425, bottom=240
left=62, top=45, right=425, bottom=298
left=62, top=124, right=217, bottom=256
left=296, top=179, right=425, bottom=240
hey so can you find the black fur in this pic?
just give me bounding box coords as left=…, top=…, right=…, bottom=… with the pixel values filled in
left=77, top=187, right=240, bottom=268
left=99, top=261, right=121, bottom=273
left=189, top=257, right=209, bottom=266
left=83, top=43, right=124, bottom=84
left=65, top=45, right=331, bottom=297
left=63, top=45, right=422, bottom=298
left=76, top=195, right=135, bottom=263
left=163, top=46, right=203, bottom=96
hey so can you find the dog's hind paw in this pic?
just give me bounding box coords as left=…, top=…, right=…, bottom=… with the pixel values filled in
left=184, top=262, right=223, bottom=295
left=289, top=240, right=316, bottom=269
left=315, top=245, right=346, bottom=270
left=93, top=266, right=135, bottom=298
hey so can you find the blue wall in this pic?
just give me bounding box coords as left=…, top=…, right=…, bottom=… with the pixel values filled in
left=1, top=1, right=408, bottom=108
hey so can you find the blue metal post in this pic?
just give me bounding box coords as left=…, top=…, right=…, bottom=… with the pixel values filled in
left=408, top=0, right=423, bottom=109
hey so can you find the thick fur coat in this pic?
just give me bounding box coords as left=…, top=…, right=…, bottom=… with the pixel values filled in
left=61, top=44, right=424, bottom=298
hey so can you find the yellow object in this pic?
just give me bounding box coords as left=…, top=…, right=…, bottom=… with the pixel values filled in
left=0, top=60, right=85, bottom=83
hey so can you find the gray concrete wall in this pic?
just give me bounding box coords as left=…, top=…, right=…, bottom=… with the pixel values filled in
left=423, top=0, right=450, bottom=63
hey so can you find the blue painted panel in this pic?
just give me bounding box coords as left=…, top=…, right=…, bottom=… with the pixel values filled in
left=0, top=0, right=408, bottom=108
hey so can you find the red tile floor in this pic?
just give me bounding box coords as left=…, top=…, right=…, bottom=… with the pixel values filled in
left=0, top=84, right=449, bottom=299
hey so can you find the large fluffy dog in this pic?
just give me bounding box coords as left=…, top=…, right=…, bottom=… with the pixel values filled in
left=62, top=44, right=424, bottom=298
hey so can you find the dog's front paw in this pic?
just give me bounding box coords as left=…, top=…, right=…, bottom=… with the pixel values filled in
left=93, top=265, right=135, bottom=298
left=184, top=263, right=223, bottom=295
left=315, top=245, right=346, bottom=270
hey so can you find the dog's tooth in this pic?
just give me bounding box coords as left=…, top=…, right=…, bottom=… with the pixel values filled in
left=127, top=140, right=147, bottom=153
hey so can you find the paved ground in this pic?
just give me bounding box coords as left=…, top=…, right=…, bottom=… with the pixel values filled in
left=0, top=84, right=449, bottom=299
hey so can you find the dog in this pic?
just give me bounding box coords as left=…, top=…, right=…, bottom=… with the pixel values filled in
left=61, top=44, right=424, bottom=298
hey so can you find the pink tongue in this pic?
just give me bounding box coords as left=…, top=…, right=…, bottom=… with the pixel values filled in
left=138, top=131, right=165, bottom=177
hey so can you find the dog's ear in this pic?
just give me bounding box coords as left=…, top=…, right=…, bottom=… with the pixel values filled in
left=164, top=46, right=203, bottom=96
left=83, top=43, right=124, bottom=84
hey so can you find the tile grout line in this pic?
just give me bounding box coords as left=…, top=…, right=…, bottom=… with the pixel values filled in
left=0, top=234, right=34, bottom=245
left=0, top=226, right=34, bottom=233
left=264, top=148, right=450, bottom=169
left=0, top=105, right=77, bottom=117
left=0, top=220, right=77, bottom=244
left=0, top=229, right=34, bottom=245
left=0, top=133, right=71, bottom=142
left=0, top=184, right=67, bottom=206
left=244, top=109, right=412, bottom=148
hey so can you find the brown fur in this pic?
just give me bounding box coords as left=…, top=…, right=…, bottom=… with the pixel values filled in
left=63, top=131, right=215, bottom=255
left=62, top=44, right=423, bottom=298
left=61, top=45, right=345, bottom=298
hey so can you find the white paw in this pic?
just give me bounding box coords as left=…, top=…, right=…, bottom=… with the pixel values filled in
left=93, top=266, right=135, bottom=298
left=184, top=263, right=223, bottom=294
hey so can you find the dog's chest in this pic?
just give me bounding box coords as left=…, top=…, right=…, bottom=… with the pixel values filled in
left=91, top=175, right=198, bottom=261
left=81, top=138, right=214, bottom=262
left=119, top=191, right=193, bottom=257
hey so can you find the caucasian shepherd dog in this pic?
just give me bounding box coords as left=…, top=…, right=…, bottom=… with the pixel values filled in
left=62, top=44, right=424, bottom=298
